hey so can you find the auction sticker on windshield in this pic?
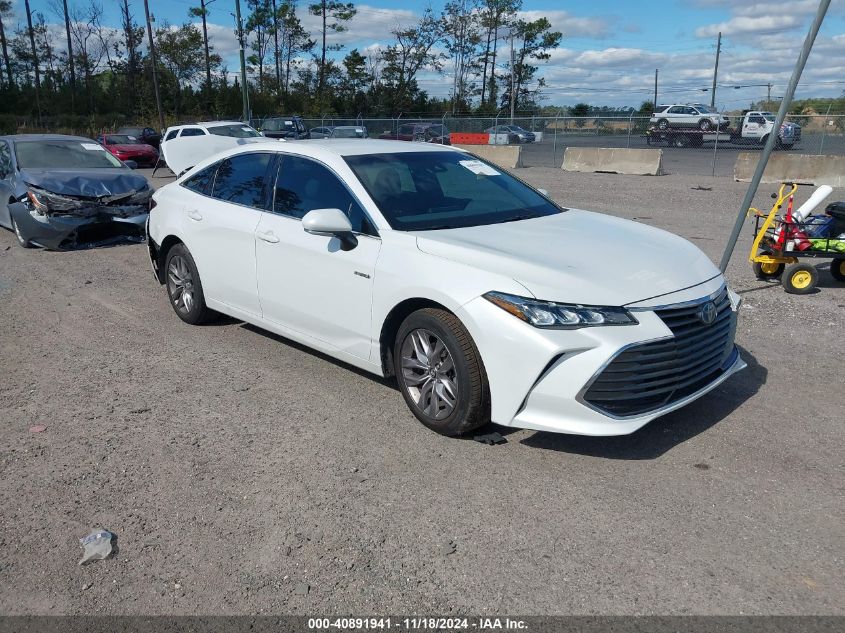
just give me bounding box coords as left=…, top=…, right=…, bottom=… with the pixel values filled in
left=459, top=159, right=500, bottom=176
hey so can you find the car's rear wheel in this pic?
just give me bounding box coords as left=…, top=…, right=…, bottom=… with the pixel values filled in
left=394, top=308, right=489, bottom=437
left=9, top=215, right=33, bottom=248
left=164, top=243, right=215, bottom=324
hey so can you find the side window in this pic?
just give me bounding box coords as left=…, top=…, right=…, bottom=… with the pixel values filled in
left=181, top=163, right=217, bottom=195
left=668, top=106, right=683, bottom=114
left=180, top=128, right=205, bottom=137
left=273, top=155, right=374, bottom=235
left=165, top=130, right=179, bottom=141
left=210, top=152, right=273, bottom=209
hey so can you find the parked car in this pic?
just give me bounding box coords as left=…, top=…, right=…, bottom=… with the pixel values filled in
left=485, top=124, right=536, bottom=143
left=378, top=123, right=450, bottom=144
left=311, top=125, right=369, bottom=139
left=0, top=134, right=152, bottom=249
left=96, top=134, right=159, bottom=167
left=259, top=116, right=310, bottom=140
left=147, top=139, right=744, bottom=437
left=160, top=121, right=266, bottom=175
left=651, top=104, right=730, bottom=131
left=116, top=126, right=162, bottom=149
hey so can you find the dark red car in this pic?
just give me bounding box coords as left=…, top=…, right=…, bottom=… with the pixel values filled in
left=96, top=134, right=159, bottom=167
left=378, top=123, right=451, bottom=144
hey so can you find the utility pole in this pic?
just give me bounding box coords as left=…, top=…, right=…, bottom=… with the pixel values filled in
left=235, top=0, right=250, bottom=123
left=143, top=0, right=165, bottom=132
left=767, top=82, right=772, bottom=105
left=653, top=69, right=658, bottom=109
left=710, top=31, right=721, bottom=108
left=509, top=32, right=515, bottom=123
left=23, top=0, right=41, bottom=123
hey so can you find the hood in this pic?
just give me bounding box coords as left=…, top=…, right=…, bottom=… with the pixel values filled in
left=413, top=210, right=720, bottom=306
left=111, top=144, right=156, bottom=153
left=19, top=168, right=149, bottom=199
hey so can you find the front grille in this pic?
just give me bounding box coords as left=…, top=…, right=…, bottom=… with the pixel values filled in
left=583, top=287, right=737, bottom=417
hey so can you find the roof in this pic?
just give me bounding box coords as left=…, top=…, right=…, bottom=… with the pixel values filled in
left=281, top=139, right=459, bottom=157
left=0, top=134, right=93, bottom=142
left=164, top=121, right=251, bottom=131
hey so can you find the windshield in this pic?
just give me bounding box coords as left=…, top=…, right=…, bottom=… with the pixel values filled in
left=106, top=135, right=141, bottom=144
left=15, top=140, right=124, bottom=169
left=345, top=151, right=563, bottom=231
left=207, top=124, right=261, bottom=138
left=333, top=127, right=366, bottom=138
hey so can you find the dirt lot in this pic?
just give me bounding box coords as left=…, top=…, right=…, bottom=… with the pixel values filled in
left=0, top=169, right=842, bottom=615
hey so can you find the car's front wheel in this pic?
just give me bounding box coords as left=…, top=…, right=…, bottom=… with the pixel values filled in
left=394, top=308, right=489, bottom=436
left=164, top=243, right=215, bottom=324
left=699, top=119, right=712, bottom=131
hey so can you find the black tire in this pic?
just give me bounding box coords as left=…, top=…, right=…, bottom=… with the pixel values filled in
left=9, top=214, right=33, bottom=248
left=752, top=251, right=785, bottom=280
left=394, top=307, right=490, bottom=437
left=657, top=119, right=669, bottom=130
left=671, top=134, right=690, bottom=148
left=760, top=134, right=769, bottom=147
left=782, top=263, right=818, bottom=295
left=164, top=243, right=216, bottom=324
left=698, top=119, right=712, bottom=131
left=830, top=259, right=845, bottom=283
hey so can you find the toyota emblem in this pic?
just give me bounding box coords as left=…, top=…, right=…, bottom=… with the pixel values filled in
left=698, top=301, right=718, bottom=325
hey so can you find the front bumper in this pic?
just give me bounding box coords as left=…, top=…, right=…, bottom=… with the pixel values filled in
left=9, top=202, right=147, bottom=250
left=457, top=281, right=744, bottom=436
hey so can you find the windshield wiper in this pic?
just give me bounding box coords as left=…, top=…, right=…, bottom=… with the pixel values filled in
left=497, top=213, right=537, bottom=224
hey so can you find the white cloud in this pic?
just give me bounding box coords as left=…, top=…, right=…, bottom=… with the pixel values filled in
left=695, top=15, right=803, bottom=38
left=516, top=10, right=610, bottom=38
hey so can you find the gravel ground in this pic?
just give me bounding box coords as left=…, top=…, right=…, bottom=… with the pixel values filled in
left=0, top=168, right=842, bottom=616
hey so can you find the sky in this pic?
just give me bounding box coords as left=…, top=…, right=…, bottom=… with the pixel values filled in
left=11, top=0, right=845, bottom=109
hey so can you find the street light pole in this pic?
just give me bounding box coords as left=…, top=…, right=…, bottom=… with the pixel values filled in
left=143, top=0, right=165, bottom=132
left=235, top=0, right=250, bottom=123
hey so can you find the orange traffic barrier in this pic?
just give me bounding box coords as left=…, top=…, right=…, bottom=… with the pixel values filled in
left=450, top=132, right=489, bottom=145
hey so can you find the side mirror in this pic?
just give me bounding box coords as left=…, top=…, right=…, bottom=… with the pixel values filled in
left=302, top=208, right=357, bottom=251
left=124, top=159, right=138, bottom=170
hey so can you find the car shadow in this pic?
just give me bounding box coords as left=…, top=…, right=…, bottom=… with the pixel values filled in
left=238, top=322, right=394, bottom=386
left=515, top=345, right=766, bottom=460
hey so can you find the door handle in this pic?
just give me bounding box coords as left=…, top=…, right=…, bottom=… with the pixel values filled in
left=187, top=210, right=203, bottom=221
left=257, top=230, right=280, bottom=243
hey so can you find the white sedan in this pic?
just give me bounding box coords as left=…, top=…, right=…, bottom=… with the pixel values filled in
left=147, top=139, right=745, bottom=437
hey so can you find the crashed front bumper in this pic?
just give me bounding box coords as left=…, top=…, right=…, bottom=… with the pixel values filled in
left=9, top=201, right=147, bottom=250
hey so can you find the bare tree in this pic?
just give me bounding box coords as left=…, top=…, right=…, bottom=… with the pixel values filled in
left=70, top=1, right=110, bottom=112
left=308, top=0, right=355, bottom=103
left=24, top=0, right=42, bottom=118
left=188, top=0, right=215, bottom=95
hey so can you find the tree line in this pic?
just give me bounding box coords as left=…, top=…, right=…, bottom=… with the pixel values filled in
left=0, top=0, right=561, bottom=131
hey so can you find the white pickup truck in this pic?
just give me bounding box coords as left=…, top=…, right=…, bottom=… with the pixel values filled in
left=647, top=111, right=802, bottom=149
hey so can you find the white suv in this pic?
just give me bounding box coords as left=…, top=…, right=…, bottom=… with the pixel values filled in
left=651, top=104, right=730, bottom=131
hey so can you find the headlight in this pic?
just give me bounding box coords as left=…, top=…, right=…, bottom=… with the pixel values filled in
left=25, top=190, right=49, bottom=213
left=484, top=292, right=637, bottom=329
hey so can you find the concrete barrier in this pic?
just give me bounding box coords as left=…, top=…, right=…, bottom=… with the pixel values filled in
left=455, top=144, right=522, bottom=169
left=563, top=147, right=663, bottom=175
left=733, top=152, right=845, bottom=187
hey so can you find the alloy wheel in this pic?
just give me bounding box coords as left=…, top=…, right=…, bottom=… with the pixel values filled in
left=400, top=328, right=458, bottom=420
left=167, top=255, right=195, bottom=315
